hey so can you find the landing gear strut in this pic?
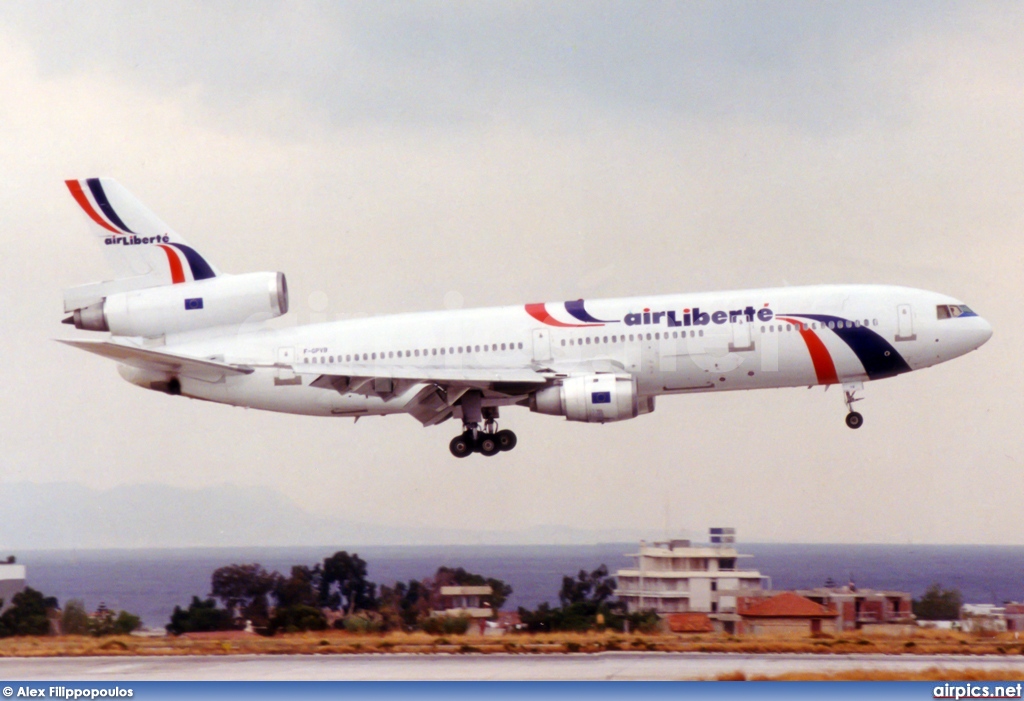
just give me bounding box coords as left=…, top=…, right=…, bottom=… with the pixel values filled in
left=843, top=382, right=864, bottom=430
left=448, top=394, right=518, bottom=458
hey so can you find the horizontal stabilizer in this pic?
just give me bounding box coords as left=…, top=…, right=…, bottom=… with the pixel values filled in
left=58, top=339, right=253, bottom=382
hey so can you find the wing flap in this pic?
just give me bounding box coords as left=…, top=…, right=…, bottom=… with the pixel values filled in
left=297, top=363, right=548, bottom=386
left=58, top=339, right=253, bottom=382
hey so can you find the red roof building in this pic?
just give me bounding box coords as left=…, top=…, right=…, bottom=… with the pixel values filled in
left=738, top=592, right=839, bottom=636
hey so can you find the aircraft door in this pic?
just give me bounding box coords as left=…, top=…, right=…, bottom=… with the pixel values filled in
left=896, top=304, right=916, bottom=342
left=532, top=328, right=552, bottom=362
left=729, top=315, right=754, bottom=352
left=274, top=346, right=301, bottom=386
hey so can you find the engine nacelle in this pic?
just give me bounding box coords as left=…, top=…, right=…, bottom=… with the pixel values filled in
left=69, top=272, right=288, bottom=337
left=529, top=374, right=654, bottom=423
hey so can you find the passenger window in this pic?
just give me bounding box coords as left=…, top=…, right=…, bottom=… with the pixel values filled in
left=475, top=345, right=480, bottom=352
left=502, top=343, right=507, bottom=350
left=518, top=342, right=523, bottom=349
left=655, top=333, right=660, bottom=340
left=603, top=336, right=608, bottom=343
left=458, top=346, right=463, bottom=353
left=629, top=334, right=634, bottom=341
left=699, top=330, right=704, bottom=337
left=440, top=348, right=446, bottom=355
left=561, top=340, right=566, bottom=346
left=371, top=353, right=376, bottom=360
left=414, top=350, right=419, bottom=357
left=585, top=337, right=590, bottom=345
left=646, top=333, right=652, bottom=340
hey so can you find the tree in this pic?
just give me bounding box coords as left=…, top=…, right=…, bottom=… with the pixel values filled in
left=273, top=566, right=321, bottom=609
left=432, top=566, right=513, bottom=612
left=90, top=609, right=142, bottom=637
left=320, top=552, right=376, bottom=615
left=913, top=583, right=963, bottom=620
left=210, top=563, right=279, bottom=626
left=166, top=596, right=235, bottom=635
left=0, top=588, right=57, bottom=637
left=379, top=579, right=432, bottom=631
left=559, top=565, right=615, bottom=607
left=518, top=564, right=624, bottom=633
left=61, top=599, right=91, bottom=636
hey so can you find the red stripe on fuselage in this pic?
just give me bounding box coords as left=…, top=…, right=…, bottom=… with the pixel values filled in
left=779, top=316, right=839, bottom=385
left=157, top=244, right=186, bottom=284
left=65, top=180, right=120, bottom=234
left=525, top=303, right=598, bottom=327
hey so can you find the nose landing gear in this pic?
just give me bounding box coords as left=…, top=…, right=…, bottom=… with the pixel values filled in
left=843, top=381, right=864, bottom=429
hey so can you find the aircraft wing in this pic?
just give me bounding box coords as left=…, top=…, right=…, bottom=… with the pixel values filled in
left=296, top=363, right=548, bottom=387
left=297, top=363, right=549, bottom=427
left=58, top=339, right=254, bottom=382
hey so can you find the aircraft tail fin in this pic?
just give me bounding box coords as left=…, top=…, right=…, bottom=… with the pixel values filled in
left=65, top=178, right=221, bottom=284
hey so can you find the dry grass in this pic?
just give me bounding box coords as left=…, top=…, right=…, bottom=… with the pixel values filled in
left=2, top=629, right=1024, bottom=658
left=735, top=667, right=1024, bottom=681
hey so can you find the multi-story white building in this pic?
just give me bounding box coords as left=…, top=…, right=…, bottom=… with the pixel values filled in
left=0, top=558, right=26, bottom=612
left=614, top=531, right=769, bottom=622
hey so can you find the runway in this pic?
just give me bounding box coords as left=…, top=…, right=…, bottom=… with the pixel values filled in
left=2, top=652, right=1023, bottom=681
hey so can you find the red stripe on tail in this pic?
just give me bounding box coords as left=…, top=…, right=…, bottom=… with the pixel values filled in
left=65, top=180, right=120, bottom=234
left=157, top=244, right=186, bottom=284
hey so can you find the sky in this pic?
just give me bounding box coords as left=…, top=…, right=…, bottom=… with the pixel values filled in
left=0, top=1, right=1021, bottom=546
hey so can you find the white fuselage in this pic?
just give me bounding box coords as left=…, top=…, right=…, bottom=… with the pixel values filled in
left=128, top=284, right=991, bottom=422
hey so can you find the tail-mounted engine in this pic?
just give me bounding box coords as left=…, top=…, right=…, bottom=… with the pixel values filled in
left=65, top=271, right=288, bottom=338
left=529, top=374, right=654, bottom=423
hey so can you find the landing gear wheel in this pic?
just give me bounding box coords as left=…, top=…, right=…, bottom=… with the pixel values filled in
left=477, top=434, right=500, bottom=456
left=449, top=434, right=474, bottom=458
left=495, top=429, right=518, bottom=452
left=845, top=412, right=864, bottom=429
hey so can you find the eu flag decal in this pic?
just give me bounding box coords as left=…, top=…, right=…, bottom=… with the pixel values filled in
left=591, top=391, right=611, bottom=404
left=184, top=297, right=204, bottom=310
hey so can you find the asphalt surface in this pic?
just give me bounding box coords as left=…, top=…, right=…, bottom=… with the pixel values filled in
left=2, top=652, right=1023, bottom=681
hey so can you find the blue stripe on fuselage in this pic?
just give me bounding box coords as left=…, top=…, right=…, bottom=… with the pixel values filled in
left=786, top=314, right=910, bottom=380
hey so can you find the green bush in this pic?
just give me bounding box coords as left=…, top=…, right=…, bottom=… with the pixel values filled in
left=340, top=614, right=383, bottom=634
left=166, top=596, right=235, bottom=635
left=268, top=605, right=327, bottom=635
left=420, top=615, right=471, bottom=635
left=0, top=588, right=57, bottom=637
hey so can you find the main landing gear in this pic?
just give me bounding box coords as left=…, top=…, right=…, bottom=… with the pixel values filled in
left=843, top=382, right=864, bottom=430
left=449, top=393, right=518, bottom=458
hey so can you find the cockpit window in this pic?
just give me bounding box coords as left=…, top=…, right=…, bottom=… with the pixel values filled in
left=937, top=304, right=977, bottom=320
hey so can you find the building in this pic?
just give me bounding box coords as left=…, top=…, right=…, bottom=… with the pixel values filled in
left=795, top=586, right=914, bottom=631
left=1004, top=603, right=1024, bottom=632
left=614, top=530, right=770, bottom=632
left=0, top=558, right=26, bottom=612
left=738, top=591, right=840, bottom=636
left=434, top=586, right=494, bottom=634
left=961, top=604, right=1007, bottom=633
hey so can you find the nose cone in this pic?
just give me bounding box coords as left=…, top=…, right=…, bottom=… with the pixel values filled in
left=975, top=316, right=994, bottom=348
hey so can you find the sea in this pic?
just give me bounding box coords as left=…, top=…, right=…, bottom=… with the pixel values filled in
left=14, top=543, right=1024, bottom=628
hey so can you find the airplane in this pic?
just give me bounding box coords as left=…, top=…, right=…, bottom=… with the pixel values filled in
left=59, top=178, right=993, bottom=457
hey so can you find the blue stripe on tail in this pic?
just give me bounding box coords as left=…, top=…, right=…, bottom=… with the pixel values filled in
left=169, top=243, right=217, bottom=281
left=86, top=178, right=134, bottom=234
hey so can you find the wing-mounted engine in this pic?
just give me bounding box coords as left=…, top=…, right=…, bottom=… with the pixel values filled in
left=64, top=271, right=289, bottom=338
left=529, top=374, right=654, bottom=423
